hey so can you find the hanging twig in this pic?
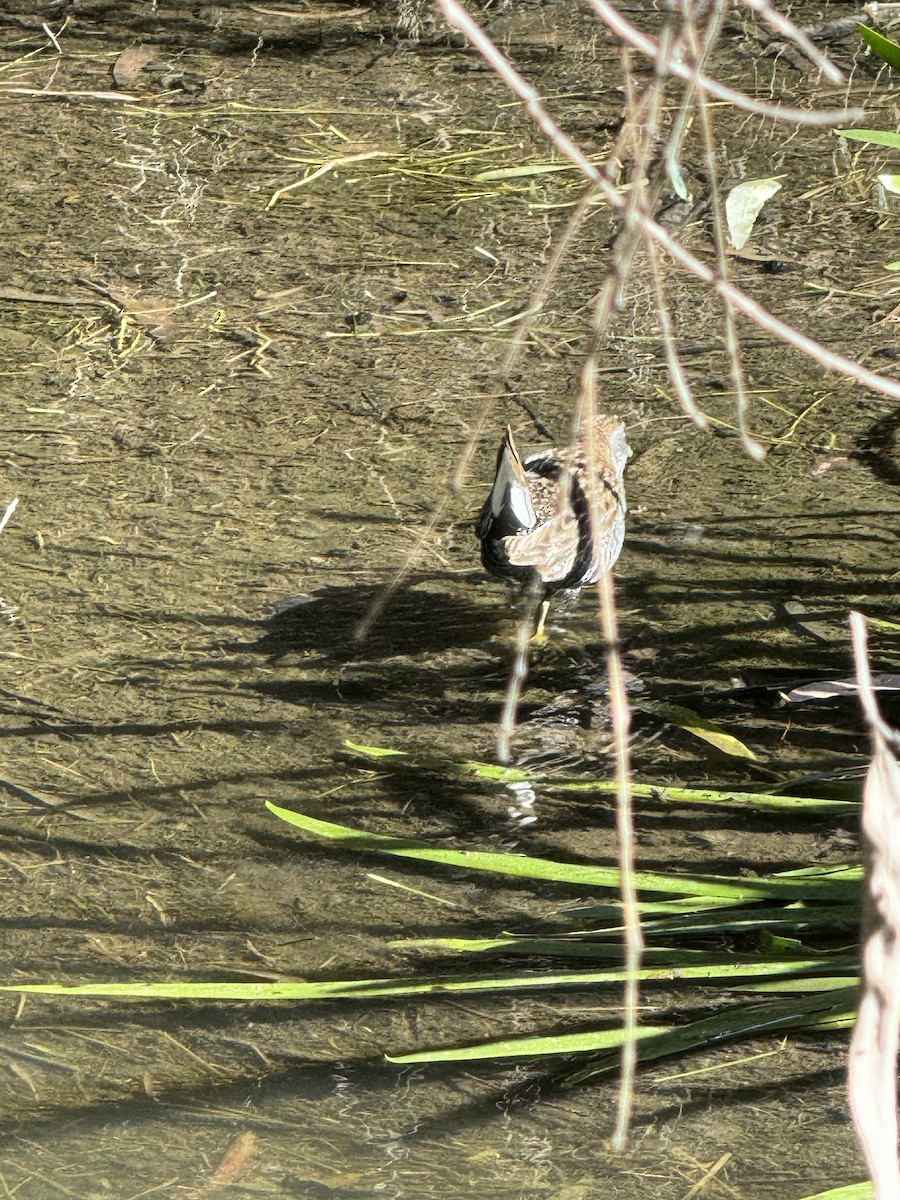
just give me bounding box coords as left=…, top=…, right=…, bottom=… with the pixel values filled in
left=584, top=0, right=858, bottom=124
left=436, top=0, right=900, bottom=406
left=849, top=611, right=900, bottom=1200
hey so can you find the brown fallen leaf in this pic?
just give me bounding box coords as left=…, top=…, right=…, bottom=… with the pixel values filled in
left=112, top=45, right=155, bottom=88
left=188, top=1131, right=260, bottom=1198
left=104, top=286, right=176, bottom=341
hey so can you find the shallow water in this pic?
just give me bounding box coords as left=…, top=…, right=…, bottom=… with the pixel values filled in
left=0, top=3, right=897, bottom=1196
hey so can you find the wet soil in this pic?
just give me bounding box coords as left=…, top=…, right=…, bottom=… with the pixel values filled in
left=0, top=2, right=898, bottom=1197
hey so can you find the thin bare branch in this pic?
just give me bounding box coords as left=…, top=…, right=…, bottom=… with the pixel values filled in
left=650, top=3, right=720, bottom=429
left=849, top=611, right=900, bottom=1200
left=738, top=0, right=845, bottom=84
left=686, top=0, right=766, bottom=458
left=497, top=596, right=538, bottom=765
left=495, top=186, right=600, bottom=429
left=436, top=0, right=900, bottom=406
left=584, top=0, right=861, bottom=125
left=353, top=497, right=452, bottom=640
left=602, top=565, right=640, bottom=1151
left=575, top=351, right=642, bottom=1147
left=647, top=237, right=705, bottom=425
left=581, top=346, right=639, bottom=1143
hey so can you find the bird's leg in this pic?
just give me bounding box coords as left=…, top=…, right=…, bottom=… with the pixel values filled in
left=531, top=598, right=550, bottom=644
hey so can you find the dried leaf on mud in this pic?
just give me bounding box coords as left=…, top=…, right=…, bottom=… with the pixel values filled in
left=111, top=45, right=155, bottom=88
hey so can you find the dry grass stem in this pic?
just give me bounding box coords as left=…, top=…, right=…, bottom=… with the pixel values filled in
left=0, top=86, right=137, bottom=102
left=266, top=149, right=387, bottom=208
left=0, top=499, right=19, bottom=536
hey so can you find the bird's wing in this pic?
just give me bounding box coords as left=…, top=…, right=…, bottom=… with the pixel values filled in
left=504, top=509, right=580, bottom=583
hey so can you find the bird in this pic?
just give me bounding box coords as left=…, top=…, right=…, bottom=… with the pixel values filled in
left=476, top=415, right=629, bottom=638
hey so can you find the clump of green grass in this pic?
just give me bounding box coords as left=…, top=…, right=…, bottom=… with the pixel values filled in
left=0, top=735, right=866, bottom=1197
left=1, top=739, right=861, bottom=1073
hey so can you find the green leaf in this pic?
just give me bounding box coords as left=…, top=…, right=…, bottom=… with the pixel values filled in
left=859, top=22, right=900, bottom=72
left=741, top=976, right=859, bottom=993
left=0, top=978, right=448, bottom=1001
left=837, top=128, right=900, bottom=150
left=667, top=155, right=692, bottom=201
left=344, top=739, right=527, bottom=782
left=564, top=989, right=858, bottom=1084
left=390, top=988, right=857, bottom=1068
left=652, top=702, right=758, bottom=759
left=0, top=959, right=850, bottom=1004
left=795, top=1183, right=874, bottom=1200
left=867, top=615, right=900, bottom=630
left=392, top=933, right=849, bottom=971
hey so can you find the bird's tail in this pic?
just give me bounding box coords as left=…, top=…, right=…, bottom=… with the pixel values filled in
left=479, top=426, right=538, bottom=539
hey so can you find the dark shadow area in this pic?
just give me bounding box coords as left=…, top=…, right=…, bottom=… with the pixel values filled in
left=2, top=1, right=405, bottom=58
left=854, top=407, right=900, bottom=487
left=250, top=580, right=500, bottom=662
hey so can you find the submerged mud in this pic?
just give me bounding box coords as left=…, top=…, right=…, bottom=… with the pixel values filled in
left=0, top=3, right=896, bottom=1196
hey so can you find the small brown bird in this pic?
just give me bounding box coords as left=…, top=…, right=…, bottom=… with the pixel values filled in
left=477, top=415, right=629, bottom=636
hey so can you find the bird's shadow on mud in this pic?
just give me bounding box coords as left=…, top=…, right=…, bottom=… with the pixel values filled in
left=234, top=577, right=521, bottom=731
left=252, top=577, right=500, bottom=663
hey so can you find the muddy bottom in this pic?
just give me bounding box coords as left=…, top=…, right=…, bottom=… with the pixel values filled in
left=0, top=3, right=897, bottom=1197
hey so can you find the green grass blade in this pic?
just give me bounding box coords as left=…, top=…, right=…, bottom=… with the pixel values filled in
left=859, top=23, right=900, bottom=71
left=393, top=933, right=850, bottom=970
left=388, top=1023, right=674, bottom=1063
left=0, top=978, right=449, bottom=1001
left=0, top=957, right=849, bottom=1003
left=344, top=739, right=527, bottom=781
left=789, top=1183, right=873, bottom=1200
left=564, top=989, right=858, bottom=1085
left=551, top=781, right=856, bottom=812
left=740, top=976, right=858, bottom=993
left=390, top=989, right=856, bottom=1067
left=549, top=777, right=854, bottom=816
left=343, top=742, right=858, bottom=812
left=267, top=804, right=861, bottom=900
left=640, top=903, right=859, bottom=938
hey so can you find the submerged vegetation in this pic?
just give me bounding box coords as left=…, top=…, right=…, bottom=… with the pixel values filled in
left=3, top=739, right=863, bottom=1066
